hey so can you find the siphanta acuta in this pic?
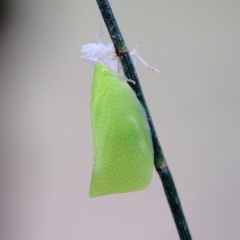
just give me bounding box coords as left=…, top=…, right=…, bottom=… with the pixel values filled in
left=90, top=62, right=154, bottom=197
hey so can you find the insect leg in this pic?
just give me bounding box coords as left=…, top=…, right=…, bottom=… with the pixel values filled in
left=130, top=45, right=160, bottom=73
left=95, top=26, right=104, bottom=44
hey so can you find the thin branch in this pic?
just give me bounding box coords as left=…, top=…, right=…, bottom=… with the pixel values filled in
left=95, top=0, right=192, bottom=239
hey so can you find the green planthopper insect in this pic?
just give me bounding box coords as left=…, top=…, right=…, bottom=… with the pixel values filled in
left=89, top=62, right=154, bottom=197
left=81, top=30, right=159, bottom=197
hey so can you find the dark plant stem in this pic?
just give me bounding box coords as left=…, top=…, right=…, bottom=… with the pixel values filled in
left=95, top=0, right=192, bottom=239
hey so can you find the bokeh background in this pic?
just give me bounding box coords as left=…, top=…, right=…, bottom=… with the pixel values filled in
left=1, top=1, right=240, bottom=239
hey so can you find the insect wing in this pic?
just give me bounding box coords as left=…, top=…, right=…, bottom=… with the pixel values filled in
left=90, top=63, right=153, bottom=197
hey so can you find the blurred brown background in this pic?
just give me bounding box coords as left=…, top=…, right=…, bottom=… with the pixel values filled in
left=1, top=1, right=240, bottom=239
